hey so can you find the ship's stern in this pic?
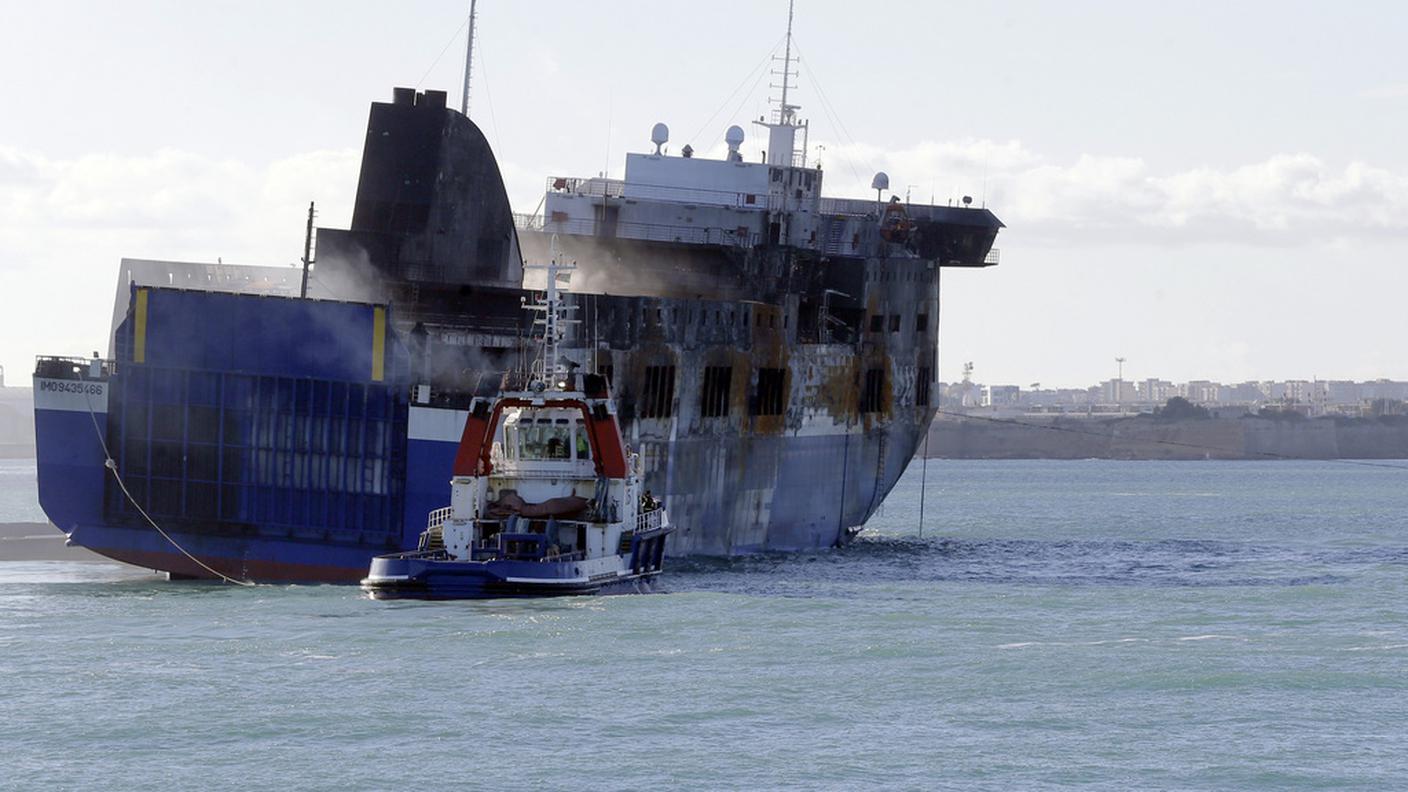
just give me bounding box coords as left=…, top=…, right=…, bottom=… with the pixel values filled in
left=32, top=356, right=111, bottom=543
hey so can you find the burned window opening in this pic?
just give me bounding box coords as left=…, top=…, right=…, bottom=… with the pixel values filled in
left=640, top=365, right=676, bottom=419
left=860, top=368, right=885, bottom=413
left=754, top=368, right=787, bottom=416
left=700, top=366, right=731, bottom=418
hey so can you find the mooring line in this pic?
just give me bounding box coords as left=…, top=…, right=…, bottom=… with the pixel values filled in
left=81, top=377, right=256, bottom=586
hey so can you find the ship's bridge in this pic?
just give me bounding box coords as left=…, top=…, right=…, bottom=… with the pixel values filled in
left=517, top=139, right=1002, bottom=267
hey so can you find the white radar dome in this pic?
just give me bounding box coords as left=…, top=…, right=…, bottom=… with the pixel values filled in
left=651, top=122, right=669, bottom=154
left=871, top=171, right=890, bottom=191
left=724, top=125, right=745, bottom=161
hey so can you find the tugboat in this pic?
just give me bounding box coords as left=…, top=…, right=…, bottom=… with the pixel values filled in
left=362, top=260, right=673, bottom=599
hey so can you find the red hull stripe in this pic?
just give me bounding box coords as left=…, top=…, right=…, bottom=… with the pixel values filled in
left=87, top=545, right=365, bottom=584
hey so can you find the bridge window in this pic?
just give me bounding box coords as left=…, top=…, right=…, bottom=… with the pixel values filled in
left=573, top=420, right=591, bottom=460
left=917, top=367, right=931, bottom=407
left=916, top=313, right=929, bottom=334
left=701, top=366, right=732, bottom=418
left=518, top=418, right=571, bottom=460
left=889, top=315, right=901, bottom=333
left=869, top=314, right=884, bottom=333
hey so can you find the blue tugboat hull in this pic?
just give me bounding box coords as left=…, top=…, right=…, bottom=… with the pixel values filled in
left=362, top=552, right=664, bottom=600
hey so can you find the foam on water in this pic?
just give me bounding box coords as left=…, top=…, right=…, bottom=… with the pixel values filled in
left=3, top=459, right=1407, bottom=790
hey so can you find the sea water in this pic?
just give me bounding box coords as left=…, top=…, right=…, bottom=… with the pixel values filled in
left=3, top=459, right=1407, bottom=790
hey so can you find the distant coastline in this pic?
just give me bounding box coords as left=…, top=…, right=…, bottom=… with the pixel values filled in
left=0, top=385, right=34, bottom=458
left=0, top=522, right=104, bottom=562
left=924, top=412, right=1408, bottom=460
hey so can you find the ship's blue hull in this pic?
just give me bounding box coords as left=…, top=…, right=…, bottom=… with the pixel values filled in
left=36, top=389, right=907, bottom=581
left=33, top=286, right=928, bottom=583
left=34, top=386, right=467, bottom=581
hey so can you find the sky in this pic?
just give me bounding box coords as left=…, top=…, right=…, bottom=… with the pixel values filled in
left=2, top=0, right=1406, bottom=389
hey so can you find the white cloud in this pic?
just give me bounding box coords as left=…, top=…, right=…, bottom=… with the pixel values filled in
left=0, top=145, right=359, bottom=378
left=1359, top=83, right=1408, bottom=100
left=4, top=138, right=1406, bottom=382
left=816, top=140, right=1408, bottom=247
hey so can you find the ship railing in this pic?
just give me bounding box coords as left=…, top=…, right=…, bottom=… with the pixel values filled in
left=636, top=508, right=664, bottom=534
left=415, top=314, right=523, bottom=337
left=546, top=175, right=787, bottom=211
left=546, top=176, right=626, bottom=198
left=418, top=506, right=453, bottom=551
left=34, top=355, right=112, bottom=380
left=621, top=182, right=776, bottom=209
left=816, top=196, right=880, bottom=218
left=535, top=216, right=760, bottom=248
left=984, top=248, right=1001, bottom=266
left=426, top=506, right=453, bottom=531
left=544, top=174, right=984, bottom=220
left=513, top=212, right=544, bottom=231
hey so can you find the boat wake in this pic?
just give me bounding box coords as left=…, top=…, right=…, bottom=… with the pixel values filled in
left=669, top=532, right=1408, bottom=594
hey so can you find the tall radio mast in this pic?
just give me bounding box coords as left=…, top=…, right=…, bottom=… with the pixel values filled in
left=460, top=0, right=478, bottom=117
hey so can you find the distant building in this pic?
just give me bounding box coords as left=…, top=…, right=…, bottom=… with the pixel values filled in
left=1182, top=380, right=1223, bottom=404
left=1323, top=381, right=1363, bottom=406
left=942, top=381, right=983, bottom=409
left=1283, top=380, right=1312, bottom=403
left=934, top=375, right=1406, bottom=418
left=1138, top=378, right=1178, bottom=404
left=1364, top=380, right=1408, bottom=400
left=1223, top=382, right=1266, bottom=404
left=1099, top=379, right=1137, bottom=404
left=983, top=385, right=1021, bottom=407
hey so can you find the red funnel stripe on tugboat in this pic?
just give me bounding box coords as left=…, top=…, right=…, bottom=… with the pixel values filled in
left=451, top=398, right=629, bottom=479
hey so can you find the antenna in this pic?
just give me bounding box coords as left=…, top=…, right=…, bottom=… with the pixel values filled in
left=753, top=0, right=806, bottom=168
left=299, top=201, right=316, bottom=299
left=460, top=0, right=477, bottom=117
left=524, top=237, right=580, bottom=389
left=779, top=0, right=795, bottom=123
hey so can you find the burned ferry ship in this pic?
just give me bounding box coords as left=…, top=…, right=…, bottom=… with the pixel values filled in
left=33, top=44, right=1002, bottom=582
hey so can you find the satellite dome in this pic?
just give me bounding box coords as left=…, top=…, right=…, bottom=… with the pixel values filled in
left=724, top=125, right=745, bottom=161
left=650, top=122, right=669, bottom=155
left=871, top=171, right=890, bottom=191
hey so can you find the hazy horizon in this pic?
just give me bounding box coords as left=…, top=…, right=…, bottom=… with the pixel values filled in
left=3, top=1, right=1405, bottom=387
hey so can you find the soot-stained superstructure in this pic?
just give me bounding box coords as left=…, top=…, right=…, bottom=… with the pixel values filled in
left=314, top=81, right=1003, bottom=556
